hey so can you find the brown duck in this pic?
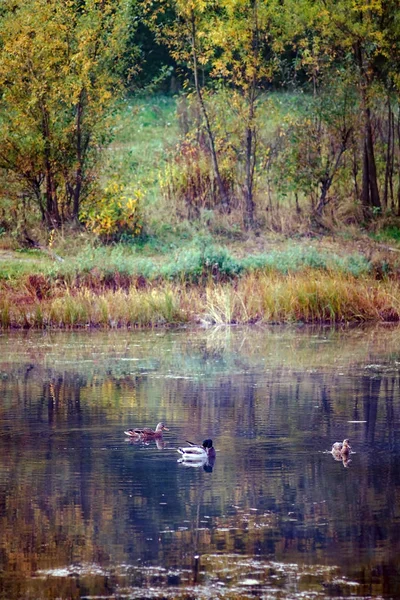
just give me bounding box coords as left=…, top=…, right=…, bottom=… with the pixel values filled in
left=331, top=439, right=351, bottom=456
left=124, top=422, right=169, bottom=438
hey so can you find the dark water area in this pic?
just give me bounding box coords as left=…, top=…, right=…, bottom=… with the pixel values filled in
left=1, top=325, right=400, bottom=599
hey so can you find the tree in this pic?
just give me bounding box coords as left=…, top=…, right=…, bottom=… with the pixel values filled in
left=146, top=0, right=280, bottom=228
left=0, top=0, right=132, bottom=229
left=145, top=0, right=230, bottom=209
left=207, top=0, right=279, bottom=229
left=284, top=0, right=400, bottom=218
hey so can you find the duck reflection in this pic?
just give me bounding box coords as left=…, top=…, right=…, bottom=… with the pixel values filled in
left=126, top=437, right=166, bottom=450
left=331, top=450, right=352, bottom=468
left=178, top=453, right=216, bottom=472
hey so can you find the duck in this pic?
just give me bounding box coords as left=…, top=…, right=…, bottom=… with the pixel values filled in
left=124, top=422, right=169, bottom=438
left=331, top=439, right=351, bottom=455
left=177, top=439, right=216, bottom=460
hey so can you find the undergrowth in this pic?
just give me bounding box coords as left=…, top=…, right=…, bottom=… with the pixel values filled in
left=45, top=243, right=372, bottom=285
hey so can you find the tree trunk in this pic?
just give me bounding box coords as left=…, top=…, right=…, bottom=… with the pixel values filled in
left=355, top=43, right=380, bottom=218
left=244, top=123, right=256, bottom=229
left=244, top=87, right=257, bottom=229
left=190, top=13, right=229, bottom=210
left=389, top=102, right=395, bottom=211
left=351, top=134, right=359, bottom=202
left=364, top=106, right=380, bottom=209
left=41, top=103, right=60, bottom=228
left=73, top=96, right=84, bottom=220
left=397, top=107, right=400, bottom=215
left=243, top=0, right=258, bottom=230
left=360, top=106, right=380, bottom=216
left=315, top=129, right=351, bottom=216
left=383, top=99, right=392, bottom=210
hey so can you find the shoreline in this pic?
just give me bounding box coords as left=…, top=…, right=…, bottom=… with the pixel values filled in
left=1, top=270, right=399, bottom=329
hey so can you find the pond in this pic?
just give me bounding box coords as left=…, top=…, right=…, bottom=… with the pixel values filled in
left=1, top=325, right=400, bottom=599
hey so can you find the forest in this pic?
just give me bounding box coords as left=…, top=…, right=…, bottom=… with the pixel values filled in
left=1, top=0, right=400, bottom=327
left=1, top=0, right=400, bottom=233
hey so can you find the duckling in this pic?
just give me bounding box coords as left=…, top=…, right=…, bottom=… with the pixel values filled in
left=124, top=422, right=169, bottom=438
left=177, top=439, right=216, bottom=460
left=331, top=439, right=351, bottom=456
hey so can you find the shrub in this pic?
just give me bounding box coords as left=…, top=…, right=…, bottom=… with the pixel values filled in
left=160, top=245, right=243, bottom=283
left=81, top=182, right=143, bottom=242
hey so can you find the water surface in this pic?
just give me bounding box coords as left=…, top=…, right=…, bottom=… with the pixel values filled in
left=1, top=325, right=400, bottom=599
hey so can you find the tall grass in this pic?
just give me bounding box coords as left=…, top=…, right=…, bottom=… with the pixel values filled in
left=1, top=271, right=400, bottom=328
left=201, top=272, right=400, bottom=324
left=0, top=287, right=186, bottom=329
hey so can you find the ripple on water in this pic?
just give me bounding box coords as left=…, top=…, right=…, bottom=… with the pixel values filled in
left=35, top=557, right=365, bottom=600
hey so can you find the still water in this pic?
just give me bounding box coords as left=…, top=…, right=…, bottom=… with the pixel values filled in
left=1, top=325, right=400, bottom=599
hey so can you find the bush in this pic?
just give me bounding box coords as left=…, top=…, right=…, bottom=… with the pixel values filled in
left=81, top=182, right=143, bottom=242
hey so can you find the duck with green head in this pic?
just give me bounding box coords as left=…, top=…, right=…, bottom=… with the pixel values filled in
left=177, top=439, right=216, bottom=460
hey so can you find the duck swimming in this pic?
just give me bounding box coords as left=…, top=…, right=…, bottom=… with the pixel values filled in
left=331, top=439, right=351, bottom=455
left=124, top=422, right=169, bottom=438
left=177, top=439, right=216, bottom=460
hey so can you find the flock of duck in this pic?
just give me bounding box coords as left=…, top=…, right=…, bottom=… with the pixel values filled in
left=124, top=422, right=353, bottom=468
left=124, top=422, right=216, bottom=468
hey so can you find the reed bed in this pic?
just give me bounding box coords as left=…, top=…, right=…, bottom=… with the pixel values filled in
left=1, top=271, right=400, bottom=328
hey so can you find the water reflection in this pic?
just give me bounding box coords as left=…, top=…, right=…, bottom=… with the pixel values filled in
left=1, top=325, right=400, bottom=598
left=330, top=450, right=352, bottom=468
left=126, top=436, right=167, bottom=450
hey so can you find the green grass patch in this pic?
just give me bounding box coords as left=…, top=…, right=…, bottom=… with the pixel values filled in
left=104, top=95, right=179, bottom=205
left=42, top=241, right=371, bottom=286
left=0, top=250, right=53, bottom=280
left=371, top=225, right=400, bottom=243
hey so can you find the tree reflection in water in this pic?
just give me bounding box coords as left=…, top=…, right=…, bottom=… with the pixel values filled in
left=1, top=326, right=400, bottom=598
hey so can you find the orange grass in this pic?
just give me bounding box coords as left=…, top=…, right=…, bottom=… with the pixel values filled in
left=1, top=271, right=399, bottom=328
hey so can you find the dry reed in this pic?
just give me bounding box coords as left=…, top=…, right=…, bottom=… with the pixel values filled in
left=1, top=271, right=400, bottom=328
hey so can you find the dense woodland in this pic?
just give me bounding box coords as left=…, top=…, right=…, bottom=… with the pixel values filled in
left=0, top=0, right=399, bottom=241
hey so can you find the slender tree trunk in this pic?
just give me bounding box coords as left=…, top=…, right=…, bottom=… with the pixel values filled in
left=397, top=107, right=400, bottom=215
left=41, top=103, right=60, bottom=228
left=315, top=129, right=351, bottom=216
left=244, top=89, right=256, bottom=229
left=355, top=43, right=380, bottom=217
left=190, top=12, right=229, bottom=210
left=360, top=106, right=380, bottom=214
left=364, top=106, right=380, bottom=209
left=73, top=96, right=84, bottom=220
left=383, top=99, right=392, bottom=211
left=243, top=0, right=259, bottom=230
left=351, top=133, right=359, bottom=202
left=389, top=101, right=395, bottom=211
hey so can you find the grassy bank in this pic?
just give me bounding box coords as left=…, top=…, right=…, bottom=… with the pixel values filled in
left=1, top=271, right=399, bottom=329
left=1, top=237, right=400, bottom=328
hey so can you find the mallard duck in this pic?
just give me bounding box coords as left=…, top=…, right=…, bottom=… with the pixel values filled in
left=331, top=439, right=351, bottom=455
left=124, top=422, right=169, bottom=438
left=177, top=438, right=216, bottom=460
